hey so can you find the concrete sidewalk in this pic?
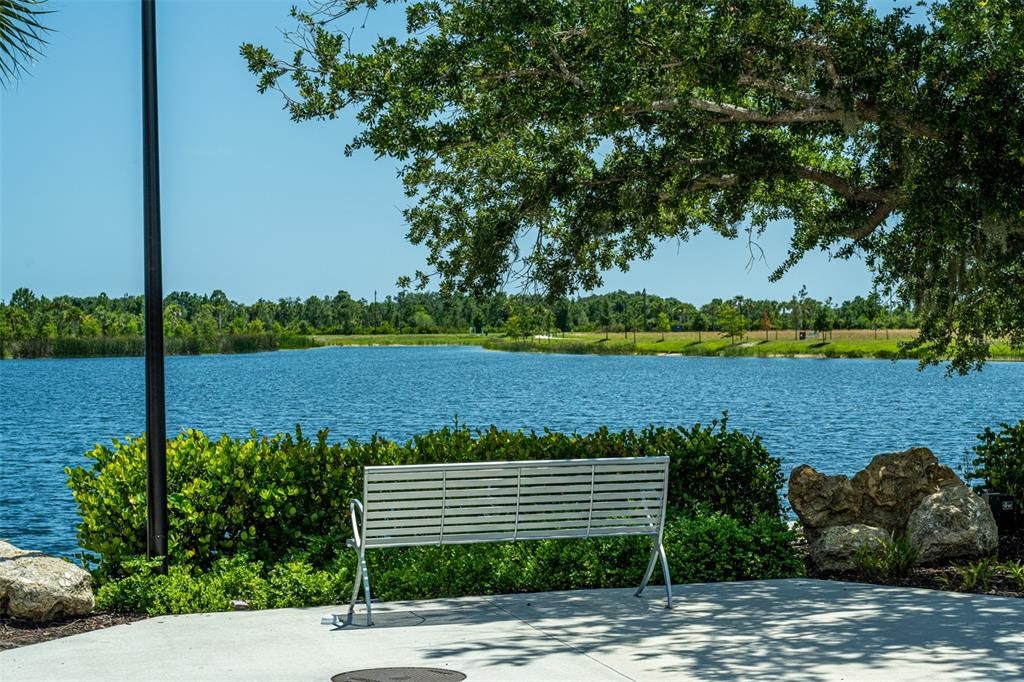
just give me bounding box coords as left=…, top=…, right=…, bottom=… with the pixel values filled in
left=2, top=579, right=1023, bottom=681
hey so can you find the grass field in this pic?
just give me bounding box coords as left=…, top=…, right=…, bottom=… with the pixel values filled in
left=312, top=333, right=488, bottom=347
left=313, top=329, right=1023, bottom=362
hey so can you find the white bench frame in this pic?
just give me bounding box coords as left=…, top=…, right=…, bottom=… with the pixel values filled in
left=345, top=456, right=672, bottom=625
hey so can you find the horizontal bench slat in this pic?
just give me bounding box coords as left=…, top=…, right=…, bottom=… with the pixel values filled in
left=365, top=471, right=665, bottom=494
left=442, top=468, right=519, bottom=480
left=519, top=525, right=658, bottom=539
left=590, top=482, right=664, bottom=493
left=592, top=472, right=666, bottom=483
left=363, top=523, right=661, bottom=548
left=364, top=492, right=663, bottom=514
left=363, top=479, right=472, bottom=493
left=365, top=532, right=502, bottom=547
left=446, top=491, right=589, bottom=501
left=363, top=500, right=663, bottom=523
left=362, top=507, right=446, bottom=520
left=447, top=483, right=587, bottom=498
left=365, top=482, right=663, bottom=504
left=365, top=507, right=659, bottom=532
left=368, top=516, right=655, bottom=536
left=363, top=456, right=667, bottom=474
left=364, top=470, right=445, bottom=483
left=518, top=474, right=595, bottom=485
left=364, top=499, right=516, bottom=509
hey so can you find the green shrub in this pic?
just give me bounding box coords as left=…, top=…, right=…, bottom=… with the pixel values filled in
left=95, top=555, right=352, bottom=616
left=971, top=420, right=1024, bottom=506
left=854, top=534, right=918, bottom=581
left=664, top=512, right=804, bottom=583
left=95, top=512, right=802, bottom=615
left=67, top=419, right=783, bottom=579
left=367, top=512, right=802, bottom=600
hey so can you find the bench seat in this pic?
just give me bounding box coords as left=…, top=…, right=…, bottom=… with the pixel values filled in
left=345, top=456, right=672, bottom=625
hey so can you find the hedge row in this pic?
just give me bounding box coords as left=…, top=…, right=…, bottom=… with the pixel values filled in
left=66, top=417, right=784, bottom=580
left=96, top=511, right=803, bottom=615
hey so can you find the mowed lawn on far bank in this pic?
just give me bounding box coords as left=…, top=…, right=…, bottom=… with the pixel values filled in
left=312, top=333, right=487, bottom=348
left=313, top=329, right=1024, bottom=361
left=486, top=329, right=926, bottom=359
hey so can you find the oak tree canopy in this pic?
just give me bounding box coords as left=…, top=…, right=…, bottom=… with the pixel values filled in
left=243, top=0, right=1024, bottom=372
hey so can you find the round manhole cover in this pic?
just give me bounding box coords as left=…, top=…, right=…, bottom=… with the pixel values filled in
left=331, top=668, right=466, bottom=682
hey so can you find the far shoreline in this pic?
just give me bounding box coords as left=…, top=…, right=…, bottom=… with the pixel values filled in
left=313, top=332, right=1024, bottom=364
left=3, top=331, right=1021, bottom=364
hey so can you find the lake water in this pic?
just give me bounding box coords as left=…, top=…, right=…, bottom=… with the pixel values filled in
left=1, top=345, right=1021, bottom=557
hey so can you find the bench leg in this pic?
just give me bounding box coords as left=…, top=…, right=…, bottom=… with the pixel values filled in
left=348, top=550, right=363, bottom=614
left=658, top=542, right=673, bottom=609
left=636, top=541, right=672, bottom=609
left=348, top=547, right=374, bottom=626
left=359, top=550, right=374, bottom=626
left=636, top=542, right=660, bottom=598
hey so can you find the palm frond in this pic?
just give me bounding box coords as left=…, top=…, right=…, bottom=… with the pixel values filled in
left=0, top=0, right=52, bottom=85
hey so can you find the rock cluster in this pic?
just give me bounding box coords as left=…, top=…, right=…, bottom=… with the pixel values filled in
left=0, top=540, right=94, bottom=621
left=789, top=448, right=998, bottom=571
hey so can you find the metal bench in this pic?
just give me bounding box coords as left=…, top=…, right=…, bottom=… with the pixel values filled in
left=345, top=456, right=672, bottom=625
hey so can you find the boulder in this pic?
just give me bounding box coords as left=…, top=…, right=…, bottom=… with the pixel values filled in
left=908, top=486, right=999, bottom=565
left=807, top=524, right=890, bottom=572
left=788, top=465, right=862, bottom=541
left=0, top=540, right=94, bottom=621
left=789, top=447, right=960, bottom=540
left=790, top=447, right=1000, bottom=568
left=850, top=448, right=960, bottom=534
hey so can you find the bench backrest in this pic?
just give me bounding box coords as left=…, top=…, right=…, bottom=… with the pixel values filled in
left=359, top=456, right=670, bottom=548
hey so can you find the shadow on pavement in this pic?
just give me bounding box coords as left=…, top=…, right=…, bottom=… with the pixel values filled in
left=339, top=579, right=1024, bottom=680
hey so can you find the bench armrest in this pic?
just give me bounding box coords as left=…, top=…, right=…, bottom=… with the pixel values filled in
left=349, top=498, right=365, bottom=550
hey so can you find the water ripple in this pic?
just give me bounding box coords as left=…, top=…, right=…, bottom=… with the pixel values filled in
left=1, top=346, right=1021, bottom=557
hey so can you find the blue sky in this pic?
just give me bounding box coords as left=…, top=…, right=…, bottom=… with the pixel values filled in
left=2, top=0, right=904, bottom=305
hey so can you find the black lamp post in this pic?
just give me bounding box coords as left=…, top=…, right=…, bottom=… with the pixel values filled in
left=142, top=0, right=168, bottom=562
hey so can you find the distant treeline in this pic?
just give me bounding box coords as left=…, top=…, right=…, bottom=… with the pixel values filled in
left=0, top=287, right=916, bottom=358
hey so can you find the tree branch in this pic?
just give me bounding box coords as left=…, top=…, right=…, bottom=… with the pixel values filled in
left=852, top=203, right=895, bottom=241
left=691, top=174, right=739, bottom=190
left=549, top=45, right=585, bottom=89
left=791, top=167, right=891, bottom=202
left=624, top=90, right=942, bottom=141
left=687, top=98, right=844, bottom=124
left=624, top=97, right=846, bottom=124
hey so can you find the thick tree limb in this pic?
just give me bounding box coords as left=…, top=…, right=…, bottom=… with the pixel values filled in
left=853, top=203, right=895, bottom=241
left=624, top=96, right=848, bottom=124
left=691, top=174, right=739, bottom=190
left=549, top=45, right=585, bottom=89
left=653, top=166, right=891, bottom=206
left=624, top=93, right=941, bottom=140
left=792, top=167, right=892, bottom=202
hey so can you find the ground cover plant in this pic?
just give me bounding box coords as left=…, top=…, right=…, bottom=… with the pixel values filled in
left=808, top=533, right=1024, bottom=597
left=854, top=535, right=920, bottom=582
left=66, top=419, right=802, bottom=615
